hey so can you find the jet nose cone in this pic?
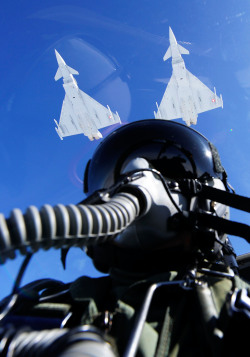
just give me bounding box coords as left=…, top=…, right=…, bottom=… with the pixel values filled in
left=55, top=49, right=66, bottom=66
left=169, top=27, right=177, bottom=45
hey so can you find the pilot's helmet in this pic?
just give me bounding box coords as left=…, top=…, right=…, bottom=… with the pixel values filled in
left=84, top=119, right=225, bottom=194
left=84, top=119, right=229, bottom=273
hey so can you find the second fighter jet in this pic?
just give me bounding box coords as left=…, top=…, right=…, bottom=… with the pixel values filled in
left=154, top=27, right=223, bottom=126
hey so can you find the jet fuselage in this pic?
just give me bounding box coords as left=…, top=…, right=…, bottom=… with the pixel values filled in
left=171, top=44, right=197, bottom=126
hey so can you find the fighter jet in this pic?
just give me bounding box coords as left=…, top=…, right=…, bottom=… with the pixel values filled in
left=54, top=50, right=121, bottom=141
left=154, top=27, right=223, bottom=126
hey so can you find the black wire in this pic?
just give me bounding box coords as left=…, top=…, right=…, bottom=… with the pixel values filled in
left=0, top=253, right=33, bottom=322
left=12, top=252, right=33, bottom=295
left=152, top=169, right=183, bottom=214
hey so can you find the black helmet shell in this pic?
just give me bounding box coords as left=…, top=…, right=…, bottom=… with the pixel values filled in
left=84, top=119, right=224, bottom=194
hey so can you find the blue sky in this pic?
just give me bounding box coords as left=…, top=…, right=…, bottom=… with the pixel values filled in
left=0, top=0, right=250, bottom=298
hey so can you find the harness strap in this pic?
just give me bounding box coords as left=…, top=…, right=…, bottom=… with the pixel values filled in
left=179, top=179, right=250, bottom=213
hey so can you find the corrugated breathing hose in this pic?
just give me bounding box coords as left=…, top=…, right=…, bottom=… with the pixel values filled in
left=0, top=190, right=145, bottom=263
